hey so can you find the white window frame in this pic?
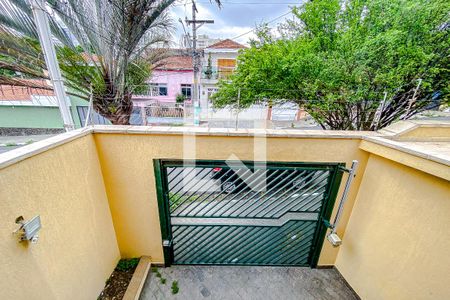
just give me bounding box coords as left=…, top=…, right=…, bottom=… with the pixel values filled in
left=181, top=84, right=192, bottom=99
left=150, top=83, right=168, bottom=96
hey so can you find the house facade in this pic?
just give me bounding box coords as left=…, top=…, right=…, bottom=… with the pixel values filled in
left=181, top=34, right=221, bottom=49
left=130, top=40, right=246, bottom=124
left=199, top=39, right=247, bottom=118
left=0, top=80, right=114, bottom=134
left=0, top=82, right=83, bottom=134
left=132, top=55, right=194, bottom=107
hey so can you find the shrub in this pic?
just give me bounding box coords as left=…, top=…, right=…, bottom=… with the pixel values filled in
left=176, top=94, right=186, bottom=104
left=115, top=258, right=140, bottom=272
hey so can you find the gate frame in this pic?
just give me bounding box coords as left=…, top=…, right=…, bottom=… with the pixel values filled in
left=154, top=159, right=344, bottom=268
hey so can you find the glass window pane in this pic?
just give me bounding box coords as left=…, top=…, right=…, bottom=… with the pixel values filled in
left=181, top=84, right=192, bottom=98
left=159, top=86, right=168, bottom=96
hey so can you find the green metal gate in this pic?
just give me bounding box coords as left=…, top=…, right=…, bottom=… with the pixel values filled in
left=155, top=160, right=344, bottom=267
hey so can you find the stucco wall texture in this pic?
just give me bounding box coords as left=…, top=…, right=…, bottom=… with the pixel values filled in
left=0, top=135, right=120, bottom=300
left=147, top=70, right=193, bottom=103
left=0, top=126, right=448, bottom=300
left=93, top=134, right=369, bottom=265
left=336, top=154, right=450, bottom=300
left=0, top=100, right=84, bottom=129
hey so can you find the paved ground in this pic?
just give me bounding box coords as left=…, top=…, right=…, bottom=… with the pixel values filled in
left=139, top=266, right=358, bottom=300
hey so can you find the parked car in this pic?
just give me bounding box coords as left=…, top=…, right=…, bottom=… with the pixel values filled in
left=210, top=167, right=308, bottom=193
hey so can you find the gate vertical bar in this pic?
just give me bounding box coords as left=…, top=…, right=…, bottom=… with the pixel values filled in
left=153, top=159, right=173, bottom=266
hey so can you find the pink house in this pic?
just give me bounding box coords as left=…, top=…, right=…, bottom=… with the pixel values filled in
left=133, top=55, right=193, bottom=107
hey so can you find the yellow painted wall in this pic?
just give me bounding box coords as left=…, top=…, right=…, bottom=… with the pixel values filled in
left=396, top=126, right=450, bottom=141
left=94, top=133, right=369, bottom=265
left=359, top=140, right=450, bottom=181
left=2, top=127, right=447, bottom=299
left=336, top=154, right=450, bottom=299
left=0, top=135, right=120, bottom=300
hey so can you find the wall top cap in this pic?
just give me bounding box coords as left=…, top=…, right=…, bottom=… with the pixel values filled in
left=1, top=120, right=449, bottom=170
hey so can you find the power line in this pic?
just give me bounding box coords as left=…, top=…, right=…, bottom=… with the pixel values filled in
left=46, top=2, right=293, bottom=53
left=49, top=1, right=173, bottom=50
left=184, top=0, right=216, bottom=125
left=230, top=10, right=292, bottom=40
left=174, top=1, right=301, bottom=6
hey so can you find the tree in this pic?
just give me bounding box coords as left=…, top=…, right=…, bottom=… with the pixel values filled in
left=204, top=53, right=213, bottom=79
left=213, top=0, right=449, bottom=130
left=0, top=0, right=222, bottom=124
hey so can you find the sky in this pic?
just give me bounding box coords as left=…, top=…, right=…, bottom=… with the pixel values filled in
left=169, top=0, right=303, bottom=46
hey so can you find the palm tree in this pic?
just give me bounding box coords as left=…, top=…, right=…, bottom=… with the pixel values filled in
left=0, top=0, right=221, bottom=124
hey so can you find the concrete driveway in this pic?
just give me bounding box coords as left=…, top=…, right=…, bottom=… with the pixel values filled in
left=139, top=266, right=358, bottom=300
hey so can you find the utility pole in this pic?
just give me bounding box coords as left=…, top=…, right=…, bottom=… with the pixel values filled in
left=235, top=88, right=240, bottom=130
left=31, top=0, right=75, bottom=131
left=186, top=1, right=214, bottom=126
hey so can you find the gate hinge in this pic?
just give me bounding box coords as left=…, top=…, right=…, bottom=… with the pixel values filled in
left=162, top=239, right=173, bottom=247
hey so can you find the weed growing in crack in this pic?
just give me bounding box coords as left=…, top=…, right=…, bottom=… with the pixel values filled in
left=171, top=280, right=179, bottom=294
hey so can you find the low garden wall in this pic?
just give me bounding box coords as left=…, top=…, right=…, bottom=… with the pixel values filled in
left=93, top=128, right=371, bottom=265
left=0, top=133, right=120, bottom=300
left=0, top=120, right=448, bottom=299
left=336, top=153, right=450, bottom=299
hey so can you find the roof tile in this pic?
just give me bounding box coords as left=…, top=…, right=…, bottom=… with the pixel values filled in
left=207, top=39, right=247, bottom=49
left=156, top=56, right=193, bottom=70
left=0, top=80, right=54, bottom=101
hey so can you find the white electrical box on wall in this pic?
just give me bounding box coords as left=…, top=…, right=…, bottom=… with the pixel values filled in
left=327, top=233, right=342, bottom=247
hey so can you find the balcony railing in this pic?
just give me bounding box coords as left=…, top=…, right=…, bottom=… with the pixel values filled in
left=131, top=85, right=168, bottom=97
left=201, top=66, right=235, bottom=80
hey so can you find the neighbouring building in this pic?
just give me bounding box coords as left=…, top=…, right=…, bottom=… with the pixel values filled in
left=199, top=39, right=247, bottom=118
left=131, top=40, right=246, bottom=124
left=180, top=34, right=222, bottom=49
left=131, top=54, right=194, bottom=125
left=0, top=80, right=110, bottom=135
left=132, top=55, right=194, bottom=107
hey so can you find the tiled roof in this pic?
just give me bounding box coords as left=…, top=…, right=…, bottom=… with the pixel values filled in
left=156, top=55, right=193, bottom=71
left=207, top=39, right=247, bottom=49
left=0, top=80, right=54, bottom=101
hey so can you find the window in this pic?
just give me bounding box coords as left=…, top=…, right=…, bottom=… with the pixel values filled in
left=181, top=84, right=192, bottom=99
left=150, top=83, right=168, bottom=96
left=217, top=59, right=236, bottom=79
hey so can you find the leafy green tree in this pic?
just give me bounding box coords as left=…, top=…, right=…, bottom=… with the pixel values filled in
left=204, top=53, right=213, bottom=80
left=213, top=0, right=449, bottom=130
